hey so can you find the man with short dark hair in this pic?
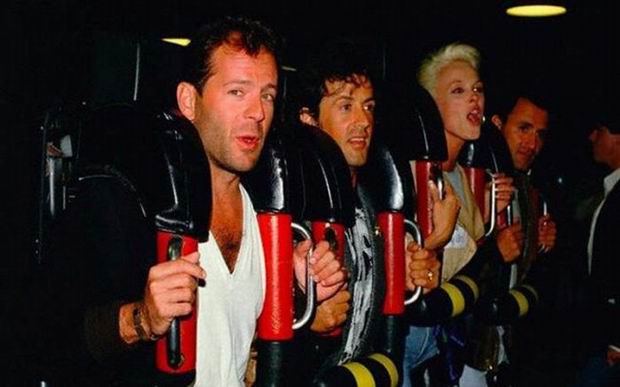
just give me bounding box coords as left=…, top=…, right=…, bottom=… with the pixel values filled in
left=490, top=91, right=557, bottom=285
left=37, top=17, right=345, bottom=386
left=292, top=38, right=442, bottom=382
left=460, top=88, right=559, bottom=386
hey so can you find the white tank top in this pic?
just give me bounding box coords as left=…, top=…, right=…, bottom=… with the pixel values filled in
left=193, top=185, right=265, bottom=386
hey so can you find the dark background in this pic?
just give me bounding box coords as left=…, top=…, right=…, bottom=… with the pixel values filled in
left=1, top=0, right=616, bottom=383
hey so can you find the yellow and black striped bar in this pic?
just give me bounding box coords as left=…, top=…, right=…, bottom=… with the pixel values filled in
left=406, top=274, right=479, bottom=326
left=476, top=283, right=539, bottom=325
left=314, top=353, right=399, bottom=387
left=508, top=284, right=539, bottom=318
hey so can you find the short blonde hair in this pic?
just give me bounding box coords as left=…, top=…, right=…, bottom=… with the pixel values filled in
left=417, top=43, right=481, bottom=97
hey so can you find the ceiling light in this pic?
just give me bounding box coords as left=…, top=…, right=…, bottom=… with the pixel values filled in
left=162, top=38, right=191, bottom=47
left=506, top=3, right=567, bottom=17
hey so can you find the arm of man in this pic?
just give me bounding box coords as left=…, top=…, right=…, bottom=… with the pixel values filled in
left=37, top=178, right=201, bottom=370
left=36, top=179, right=154, bottom=369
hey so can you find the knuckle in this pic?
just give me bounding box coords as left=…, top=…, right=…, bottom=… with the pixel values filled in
left=148, top=281, right=158, bottom=293
left=181, top=304, right=193, bottom=315
left=186, top=288, right=195, bottom=300
left=182, top=274, right=193, bottom=287
left=148, top=267, right=158, bottom=278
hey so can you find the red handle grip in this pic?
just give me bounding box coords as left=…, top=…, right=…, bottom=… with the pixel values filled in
left=462, top=167, right=486, bottom=214
left=155, top=232, right=198, bottom=374
left=415, top=161, right=438, bottom=239
left=378, top=212, right=406, bottom=315
left=257, top=213, right=295, bottom=341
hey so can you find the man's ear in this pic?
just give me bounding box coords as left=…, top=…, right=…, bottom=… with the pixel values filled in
left=176, top=82, right=198, bottom=121
left=299, top=107, right=319, bottom=127
left=491, top=114, right=503, bottom=130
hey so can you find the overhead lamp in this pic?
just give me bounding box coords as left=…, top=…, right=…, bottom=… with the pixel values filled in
left=505, top=2, right=567, bottom=17
left=162, top=38, right=191, bottom=47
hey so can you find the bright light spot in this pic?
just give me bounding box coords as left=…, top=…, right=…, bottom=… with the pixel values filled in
left=162, top=38, right=191, bottom=47
left=506, top=5, right=567, bottom=17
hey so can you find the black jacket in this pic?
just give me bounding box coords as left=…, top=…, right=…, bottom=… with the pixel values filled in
left=33, top=175, right=189, bottom=386
left=586, top=178, right=620, bottom=352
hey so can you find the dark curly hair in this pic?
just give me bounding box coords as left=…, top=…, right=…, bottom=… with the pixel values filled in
left=290, top=38, right=376, bottom=119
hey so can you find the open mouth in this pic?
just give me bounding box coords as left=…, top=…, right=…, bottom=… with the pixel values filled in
left=348, top=136, right=368, bottom=149
left=467, top=107, right=482, bottom=125
left=237, top=135, right=260, bottom=150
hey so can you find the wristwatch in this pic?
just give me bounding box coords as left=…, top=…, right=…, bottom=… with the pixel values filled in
left=133, top=304, right=159, bottom=341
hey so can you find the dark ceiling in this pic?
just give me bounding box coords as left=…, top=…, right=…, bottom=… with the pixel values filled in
left=3, top=1, right=615, bottom=103
left=3, top=0, right=616, bottom=111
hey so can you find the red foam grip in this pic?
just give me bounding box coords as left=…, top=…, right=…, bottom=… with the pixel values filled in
left=414, top=161, right=436, bottom=239
left=378, top=212, right=406, bottom=315
left=156, top=232, right=198, bottom=374
left=312, top=221, right=346, bottom=336
left=463, top=167, right=486, bottom=215
left=257, top=213, right=294, bottom=340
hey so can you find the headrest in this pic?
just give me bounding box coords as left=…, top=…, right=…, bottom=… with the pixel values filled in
left=458, top=124, right=493, bottom=170
left=76, top=104, right=211, bottom=239
left=482, top=123, right=514, bottom=175
left=295, top=123, right=356, bottom=228
left=358, top=139, right=415, bottom=218
left=242, top=126, right=305, bottom=217
left=243, top=122, right=355, bottom=228
left=387, top=86, right=447, bottom=162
